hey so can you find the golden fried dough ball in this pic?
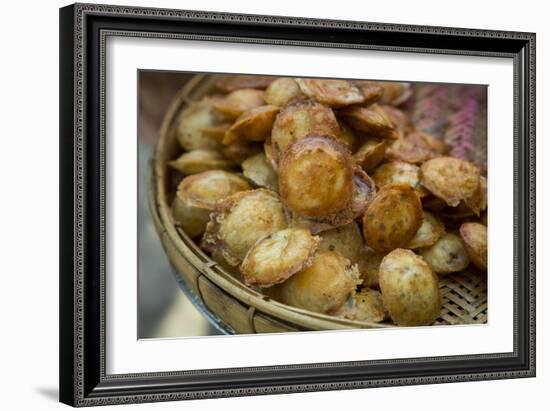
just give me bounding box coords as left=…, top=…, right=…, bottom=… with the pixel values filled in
left=276, top=251, right=359, bottom=314
left=221, top=142, right=263, bottom=164
left=240, top=228, right=320, bottom=288
left=168, top=149, right=234, bottom=175
left=336, top=289, right=387, bottom=323
left=357, top=247, right=385, bottom=289
left=223, top=105, right=280, bottom=144
left=215, top=75, right=275, bottom=92
left=459, top=222, right=487, bottom=271
left=271, top=100, right=341, bottom=159
left=464, top=176, right=487, bottom=216
left=372, top=161, right=428, bottom=197
left=362, top=184, right=423, bottom=252
left=420, top=232, right=470, bottom=275
left=172, top=170, right=251, bottom=238
left=202, top=189, right=288, bottom=266
left=212, top=88, right=265, bottom=120
left=279, top=136, right=354, bottom=218
left=387, top=131, right=446, bottom=164
left=407, top=211, right=445, bottom=249
left=420, top=157, right=481, bottom=207
left=379, top=249, right=441, bottom=325
left=352, top=81, right=384, bottom=105
left=317, top=222, right=363, bottom=265
left=264, top=78, right=303, bottom=106
left=296, top=78, right=365, bottom=107
left=378, top=105, right=413, bottom=134
left=339, top=104, right=397, bottom=139
left=175, top=98, right=224, bottom=151
left=354, top=139, right=386, bottom=172
left=241, top=152, right=279, bottom=191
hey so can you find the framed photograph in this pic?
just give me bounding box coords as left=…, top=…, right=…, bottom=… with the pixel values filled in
left=59, top=3, right=536, bottom=407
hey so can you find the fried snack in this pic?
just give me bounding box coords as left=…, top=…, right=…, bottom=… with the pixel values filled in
left=240, top=228, right=320, bottom=288
left=317, top=222, right=363, bottom=265
left=296, top=78, right=365, bottom=107
left=271, top=100, right=341, bottom=159
left=420, top=232, right=470, bottom=275
left=175, top=97, right=224, bottom=151
left=362, top=184, right=423, bottom=252
left=372, top=161, right=429, bottom=197
left=378, top=105, right=412, bottom=134
left=335, top=289, right=387, bottom=323
left=212, top=88, right=265, bottom=120
left=202, top=189, right=288, bottom=266
left=336, top=122, right=359, bottom=151
left=464, top=176, right=487, bottom=216
left=279, top=136, right=354, bottom=218
left=354, top=139, right=386, bottom=172
left=352, top=81, right=384, bottom=105
left=215, top=75, right=275, bottom=92
left=422, top=195, right=448, bottom=212
left=387, top=131, right=446, bottom=164
left=357, top=247, right=385, bottom=289
left=407, top=211, right=445, bottom=249
left=420, top=157, right=481, bottom=207
left=459, top=222, right=487, bottom=271
left=223, top=105, right=280, bottom=144
left=168, top=149, right=234, bottom=175
left=339, top=104, right=397, bottom=139
left=265, top=77, right=304, bottom=106
left=222, top=142, right=263, bottom=164
left=379, top=249, right=441, bottom=326
left=378, top=82, right=412, bottom=106
left=275, top=251, right=359, bottom=314
left=241, top=152, right=278, bottom=191
left=172, top=170, right=251, bottom=238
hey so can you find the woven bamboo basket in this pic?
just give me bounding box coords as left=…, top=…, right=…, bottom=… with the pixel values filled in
left=148, top=74, right=488, bottom=334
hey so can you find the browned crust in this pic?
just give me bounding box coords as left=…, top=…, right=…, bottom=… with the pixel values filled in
left=278, top=136, right=354, bottom=217
left=215, top=75, right=276, bottom=92
left=239, top=228, right=321, bottom=288
left=354, top=139, right=387, bottom=172
left=223, top=105, right=280, bottom=144
left=372, top=161, right=429, bottom=197
left=338, top=104, right=397, bottom=139
left=459, top=222, right=487, bottom=271
left=296, top=78, right=366, bottom=107
left=362, top=184, right=423, bottom=252
left=387, top=131, right=446, bottom=164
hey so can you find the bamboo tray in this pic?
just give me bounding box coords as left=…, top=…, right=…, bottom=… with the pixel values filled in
left=148, top=74, right=488, bottom=334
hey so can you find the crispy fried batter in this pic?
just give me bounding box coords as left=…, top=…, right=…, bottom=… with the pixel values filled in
left=407, top=211, right=445, bottom=249
left=265, top=78, right=304, bottom=106
left=354, top=139, right=387, bottom=172
left=387, top=131, right=446, bottom=164
left=202, top=189, right=289, bottom=266
left=212, top=88, right=265, bottom=120
left=379, top=249, right=441, bottom=326
left=372, top=161, right=429, bottom=197
left=223, top=105, right=280, bottom=144
left=279, top=136, right=354, bottom=218
left=362, top=184, right=423, bottom=252
left=172, top=171, right=251, bottom=238
left=221, top=142, right=263, bottom=164
left=420, top=232, right=470, bottom=275
left=275, top=251, right=360, bottom=314
left=352, top=81, right=384, bottom=105
left=296, top=78, right=365, bottom=107
left=241, top=152, right=279, bottom=191
left=335, top=289, right=387, bottom=323
left=271, top=100, right=341, bottom=159
left=459, top=222, right=487, bottom=271
left=339, top=104, right=397, bottom=139
left=420, top=157, right=481, bottom=207
left=357, top=247, right=385, bottom=289
left=240, top=228, right=320, bottom=288
left=168, top=149, right=234, bottom=175
left=464, top=176, right=487, bottom=216
left=317, top=222, right=363, bottom=265
left=175, top=97, right=224, bottom=151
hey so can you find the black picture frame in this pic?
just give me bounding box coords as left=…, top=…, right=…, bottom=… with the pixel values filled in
left=59, top=3, right=536, bottom=407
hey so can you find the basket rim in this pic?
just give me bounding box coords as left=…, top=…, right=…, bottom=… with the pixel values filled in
left=150, top=74, right=390, bottom=331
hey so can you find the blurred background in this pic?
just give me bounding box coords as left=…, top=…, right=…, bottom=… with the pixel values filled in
left=138, top=71, right=222, bottom=338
